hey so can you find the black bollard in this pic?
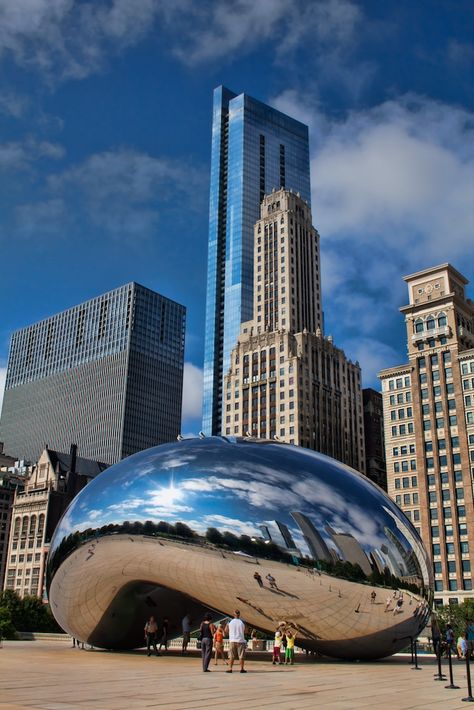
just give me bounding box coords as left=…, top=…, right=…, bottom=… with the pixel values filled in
left=434, top=642, right=447, bottom=681
left=412, top=637, right=422, bottom=670
left=463, top=651, right=474, bottom=702
left=409, top=638, right=414, bottom=665
left=445, top=644, right=460, bottom=689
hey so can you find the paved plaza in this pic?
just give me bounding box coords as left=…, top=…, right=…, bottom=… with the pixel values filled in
left=1, top=641, right=473, bottom=709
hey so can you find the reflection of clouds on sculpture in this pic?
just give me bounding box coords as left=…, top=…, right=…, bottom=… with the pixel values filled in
left=47, top=438, right=433, bottom=659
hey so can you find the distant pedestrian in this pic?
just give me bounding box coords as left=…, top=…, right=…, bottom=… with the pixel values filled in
left=225, top=610, right=247, bottom=674
left=466, top=620, right=474, bottom=657
left=385, top=597, right=392, bottom=613
left=182, top=613, right=191, bottom=655
left=446, top=624, right=458, bottom=658
left=266, top=573, right=278, bottom=590
left=272, top=626, right=284, bottom=665
left=158, top=618, right=169, bottom=653
left=144, top=616, right=159, bottom=656
left=285, top=629, right=296, bottom=665
left=254, top=571, right=263, bottom=588
left=431, top=616, right=441, bottom=657
left=200, top=613, right=216, bottom=672
left=370, top=591, right=376, bottom=604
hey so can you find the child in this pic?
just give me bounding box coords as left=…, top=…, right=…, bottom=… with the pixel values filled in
left=272, top=626, right=283, bottom=665
left=285, top=629, right=296, bottom=665
left=213, top=623, right=227, bottom=665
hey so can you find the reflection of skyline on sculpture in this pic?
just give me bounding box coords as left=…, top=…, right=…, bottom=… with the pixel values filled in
left=52, top=438, right=428, bottom=587
left=48, top=437, right=432, bottom=659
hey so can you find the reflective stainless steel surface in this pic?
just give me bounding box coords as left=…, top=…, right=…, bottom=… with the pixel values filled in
left=47, top=437, right=432, bottom=659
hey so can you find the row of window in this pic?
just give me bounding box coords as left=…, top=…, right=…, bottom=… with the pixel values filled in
left=393, top=460, right=417, bottom=473
left=426, top=453, right=462, bottom=468
left=430, top=505, right=467, bottom=520
left=393, top=444, right=416, bottom=456
left=434, top=580, right=472, bottom=591
left=433, top=541, right=469, bottom=555
left=431, top=523, right=468, bottom=537
left=394, top=476, right=418, bottom=489
left=395, top=493, right=419, bottom=506
left=419, top=352, right=451, bottom=368
left=414, top=314, right=447, bottom=333
left=388, top=376, right=411, bottom=391
left=429, top=488, right=464, bottom=502
left=390, top=407, right=413, bottom=421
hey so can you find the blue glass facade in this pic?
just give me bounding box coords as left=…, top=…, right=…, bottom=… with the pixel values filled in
left=203, top=87, right=311, bottom=434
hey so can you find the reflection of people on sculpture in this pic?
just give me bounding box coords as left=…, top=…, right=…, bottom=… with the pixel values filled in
left=385, top=597, right=393, bottom=612
left=266, top=573, right=278, bottom=589
left=213, top=624, right=227, bottom=665
left=181, top=613, right=191, bottom=655
left=200, top=612, right=216, bottom=672
left=370, top=591, right=376, bottom=604
left=253, top=571, right=263, bottom=587
left=144, top=616, right=159, bottom=656
left=225, top=610, right=247, bottom=674
left=393, top=598, right=404, bottom=615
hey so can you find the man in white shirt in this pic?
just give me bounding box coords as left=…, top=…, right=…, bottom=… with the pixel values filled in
left=225, top=609, right=247, bottom=673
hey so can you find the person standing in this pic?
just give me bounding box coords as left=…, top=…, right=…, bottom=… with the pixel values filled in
left=446, top=623, right=459, bottom=659
left=253, top=571, right=263, bottom=588
left=266, top=573, right=278, bottom=590
left=144, top=616, right=159, bottom=657
left=272, top=626, right=284, bottom=665
left=200, top=613, right=216, bottom=672
left=158, top=617, right=169, bottom=654
left=225, top=610, right=247, bottom=674
left=370, top=591, right=376, bottom=604
left=466, top=620, right=474, bottom=658
left=182, top=613, right=191, bottom=655
left=213, top=623, right=227, bottom=665
left=285, top=629, right=296, bottom=665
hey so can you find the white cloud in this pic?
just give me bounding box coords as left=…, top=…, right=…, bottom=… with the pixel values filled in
left=0, top=366, right=6, bottom=414
left=0, top=138, right=65, bottom=172
left=0, top=0, right=366, bottom=85
left=273, top=91, right=474, bottom=384
left=181, top=362, right=203, bottom=422
left=0, top=91, right=29, bottom=117
left=45, top=147, right=204, bottom=238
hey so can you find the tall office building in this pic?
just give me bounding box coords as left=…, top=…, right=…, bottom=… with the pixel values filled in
left=379, top=264, right=474, bottom=606
left=0, top=283, right=185, bottom=464
left=363, top=388, right=387, bottom=490
left=224, top=190, right=365, bottom=473
left=203, top=86, right=311, bottom=435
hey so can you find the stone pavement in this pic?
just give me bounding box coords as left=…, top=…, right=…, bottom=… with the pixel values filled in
left=0, top=642, right=472, bottom=709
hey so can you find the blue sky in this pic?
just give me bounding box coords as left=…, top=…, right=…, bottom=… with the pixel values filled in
left=0, top=0, right=473, bottom=437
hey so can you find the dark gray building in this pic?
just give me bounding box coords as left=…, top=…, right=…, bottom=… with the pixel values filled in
left=0, top=283, right=185, bottom=464
left=362, top=388, right=387, bottom=490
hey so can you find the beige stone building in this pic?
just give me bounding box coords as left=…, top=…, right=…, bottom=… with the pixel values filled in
left=3, top=446, right=107, bottom=598
left=379, top=264, right=474, bottom=606
left=223, top=189, right=365, bottom=473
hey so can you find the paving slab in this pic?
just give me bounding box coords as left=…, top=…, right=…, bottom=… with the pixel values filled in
left=0, top=642, right=471, bottom=710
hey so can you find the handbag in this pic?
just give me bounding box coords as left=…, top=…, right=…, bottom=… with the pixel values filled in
left=196, top=639, right=202, bottom=649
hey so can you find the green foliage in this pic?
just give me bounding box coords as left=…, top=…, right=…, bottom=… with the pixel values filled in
left=0, top=590, right=61, bottom=634
left=0, top=606, right=17, bottom=639
left=435, top=599, right=474, bottom=636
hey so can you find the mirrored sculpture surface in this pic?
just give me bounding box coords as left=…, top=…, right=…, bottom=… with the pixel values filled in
left=47, top=437, right=432, bottom=659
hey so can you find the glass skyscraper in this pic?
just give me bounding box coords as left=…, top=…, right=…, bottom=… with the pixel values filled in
left=202, top=86, right=311, bottom=435
left=0, top=283, right=185, bottom=464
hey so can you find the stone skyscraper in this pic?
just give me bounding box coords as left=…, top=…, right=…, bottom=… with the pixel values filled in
left=202, top=86, right=311, bottom=435
left=379, top=264, right=474, bottom=606
left=0, top=283, right=185, bottom=464
left=223, top=189, right=365, bottom=473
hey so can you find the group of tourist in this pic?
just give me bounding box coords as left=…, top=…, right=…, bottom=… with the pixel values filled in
left=143, top=616, right=169, bottom=656
left=431, top=617, right=474, bottom=659
left=143, top=610, right=299, bottom=672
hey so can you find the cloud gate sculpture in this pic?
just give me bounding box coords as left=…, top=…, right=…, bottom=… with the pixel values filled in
left=47, top=437, right=432, bottom=660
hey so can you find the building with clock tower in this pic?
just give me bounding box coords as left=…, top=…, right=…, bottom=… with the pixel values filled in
left=379, top=263, right=474, bottom=606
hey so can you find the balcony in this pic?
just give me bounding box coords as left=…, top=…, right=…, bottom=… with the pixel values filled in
left=412, top=325, right=451, bottom=342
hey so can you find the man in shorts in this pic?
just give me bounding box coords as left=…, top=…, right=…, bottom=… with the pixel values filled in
left=225, top=610, right=247, bottom=674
